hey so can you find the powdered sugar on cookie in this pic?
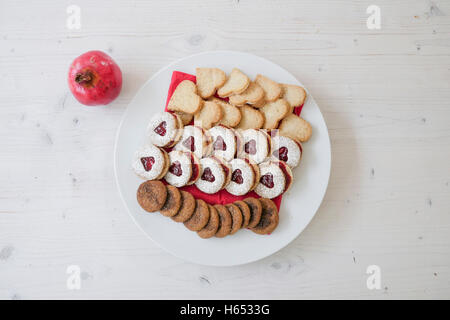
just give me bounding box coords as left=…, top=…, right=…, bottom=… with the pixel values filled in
left=208, top=125, right=237, bottom=162
left=195, top=157, right=226, bottom=194
left=271, top=135, right=302, bottom=168
left=240, top=129, right=270, bottom=164
left=255, top=161, right=286, bottom=199
left=147, top=112, right=181, bottom=147
left=132, top=144, right=167, bottom=180
left=164, top=150, right=193, bottom=187
left=226, top=158, right=255, bottom=196
left=175, top=125, right=209, bottom=159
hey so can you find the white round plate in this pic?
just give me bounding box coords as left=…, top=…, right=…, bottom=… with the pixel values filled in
left=114, top=51, right=331, bottom=266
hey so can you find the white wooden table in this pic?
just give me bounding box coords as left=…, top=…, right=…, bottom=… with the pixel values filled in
left=1, top=0, right=449, bottom=299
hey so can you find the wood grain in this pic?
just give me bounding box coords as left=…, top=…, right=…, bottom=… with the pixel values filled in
left=0, top=0, right=449, bottom=299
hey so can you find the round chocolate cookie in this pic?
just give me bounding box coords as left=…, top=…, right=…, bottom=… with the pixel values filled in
left=160, top=185, right=182, bottom=217
left=184, top=199, right=210, bottom=231
left=214, top=204, right=232, bottom=238
left=243, top=197, right=262, bottom=228
left=171, top=190, right=196, bottom=222
left=234, top=200, right=251, bottom=228
left=250, top=198, right=279, bottom=235
left=197, top=205, right=220, bottom=239
left=226, top=203, right=243, bottom=235
left=136, top=180, right=167, bottom=212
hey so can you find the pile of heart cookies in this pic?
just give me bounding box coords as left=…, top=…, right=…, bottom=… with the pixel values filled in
left=133, top=67, right=312, bottom=237
left=137, top=180, right=279, bottom=239
left=168, top=68, right=312, bottom=143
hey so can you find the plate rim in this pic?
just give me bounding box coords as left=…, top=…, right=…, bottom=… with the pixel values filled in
left=114, top=50, right=331, bottom=266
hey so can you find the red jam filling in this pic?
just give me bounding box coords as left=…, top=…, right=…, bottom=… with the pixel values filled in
left=260, top=173, right=274, bottom=189
left=154, top=121, right=167, bottom=136
left=273, top=146, right=288, bottom=162
left=213, top=136, right=227, bottom=151
left=188, top=154, right=200, bottom=183
left=168, top=161, right=182, bottom=176
left=140, top=157, right=155, bottom=171
left=278, top=161, right=292, bottom=192
left=231, top=169, right=243, bottom=184
left=201, top=167, right=215, bottom=182
left=244, top=139, right=257, bottom=155
left=182, top=136, right=196, bottom=152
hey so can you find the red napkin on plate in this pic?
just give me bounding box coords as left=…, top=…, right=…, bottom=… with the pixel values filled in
left=163, top=71, right=304, bottom=210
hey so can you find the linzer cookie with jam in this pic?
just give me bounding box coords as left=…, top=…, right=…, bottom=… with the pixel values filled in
left=240, top=129, right=271, bottom=164
left=175, top=125, right=210, bottom=159
left=147, top=112, right=183, bottom=148
left=208, top=125, right=240, bottom=162
left=164, top=150, right=201, bottom=188
left=226, top=158, right=259, bottom=196
left=132, top=144, right=169, bottom=180
left=255, top=160, right=293, bottom=199
left=195, top=157, right=230, bottom=194
left=270, top=135, right=302, bottom=169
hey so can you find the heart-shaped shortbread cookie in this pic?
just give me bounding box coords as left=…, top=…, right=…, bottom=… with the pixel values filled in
left=196, top=68, right=227, bottom=99
left=281, top=84, right=307, bottom=113
left=235, top=106, right=264, bottom=130
left=260, top=99, right=290, bottom=130
left=167, top=80, right=203, bottom=114
left=255, top=74, right=282, bottom=102
left=251, top=96, right=266, bottom=108
left=279, top=114, right=312, bottom=142
left=194, top=101, right=223, bottom=129
left=217, top=68, right=250, bottom=98
left=209, top=97, right=242, bottom=128
left=229, top=82, right=264, bottom=106
left=175, top=111, right=194, bottom=125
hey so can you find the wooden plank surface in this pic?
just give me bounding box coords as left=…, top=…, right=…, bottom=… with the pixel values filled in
left=0, top=0, right=449, bottom=299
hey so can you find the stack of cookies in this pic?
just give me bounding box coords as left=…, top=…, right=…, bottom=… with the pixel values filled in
left=132, top=67, right=314, bottom=238
left=137, top=181, right=279, bottom=238
left=134, top=117, right=303, bottom=200
left=166, top=67, right=312, bottom=143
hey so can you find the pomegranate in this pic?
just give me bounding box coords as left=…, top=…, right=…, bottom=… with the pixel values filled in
left=68, top=50, right=122, bottom=106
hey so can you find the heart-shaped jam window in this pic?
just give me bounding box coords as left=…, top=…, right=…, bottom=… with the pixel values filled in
left=273, top=146, right=288, bottom=162
left=231, top=169, right=243, bottom=184
left=201, top=167, right=215, bottom=182
left=260, top=173, right=274, bottom=188
left=140, top=157, right=155, bottom=171
left=213, top=136, right=227, bottom=151
left=168, top=161, right=182, bottom=176
left=244, top=139, right=257, bottom=155
left=182, top=136, right=196, bottom=152
left=154, top=121, right=167, bottom=136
